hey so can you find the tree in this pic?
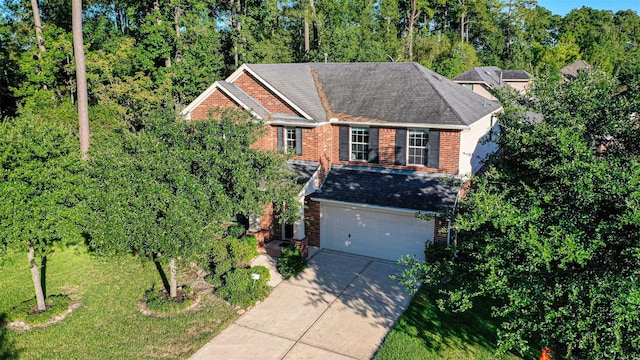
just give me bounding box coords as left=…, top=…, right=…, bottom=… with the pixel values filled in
left=72, top=0, right=90, bottom=158
left=0, top=115, right=85, bottom=311
left=398, top=71, right=640, bottom=357
left=86, top=110, right=300, bottom=298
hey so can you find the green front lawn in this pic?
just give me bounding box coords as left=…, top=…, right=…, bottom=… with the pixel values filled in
left=0, top=246, right=238, bottom=359
left=375, top=286, right=531, bottom=360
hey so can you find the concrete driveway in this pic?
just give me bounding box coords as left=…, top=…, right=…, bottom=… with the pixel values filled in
left=190, top=249, right=412, bottom=360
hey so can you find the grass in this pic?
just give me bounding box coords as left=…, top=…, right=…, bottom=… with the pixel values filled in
left=0, top=245, right=238, bottom=359
left=375, top=286, right=533, bottom=360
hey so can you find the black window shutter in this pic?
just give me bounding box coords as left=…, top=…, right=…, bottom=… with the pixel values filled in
left=277, top=126, right=284, bottom=151
left=295, top=127, right=303, bottom=155
left=395, top=129, right=407, bottom=165
left=369, top=127, right=379, bottom=163
left=339, top=126, right=349, bottom=161
left=427, top=130, right=440, bottom=168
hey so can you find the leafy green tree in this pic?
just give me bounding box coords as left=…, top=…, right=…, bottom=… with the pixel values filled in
left=0, top=115, right=85, bottom=311
left=398, top=71, right=640, bottom=357
left=86, top=110, right=300, bottom=298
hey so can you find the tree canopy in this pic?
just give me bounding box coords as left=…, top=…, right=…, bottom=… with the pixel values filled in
left=399, top=71, right=640, bottom=358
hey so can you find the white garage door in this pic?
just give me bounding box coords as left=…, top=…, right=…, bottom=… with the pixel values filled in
left=320, top=204, right=433, bottom=261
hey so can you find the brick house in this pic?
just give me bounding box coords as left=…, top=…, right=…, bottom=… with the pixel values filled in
left=182, top=62, right=502, bottom=261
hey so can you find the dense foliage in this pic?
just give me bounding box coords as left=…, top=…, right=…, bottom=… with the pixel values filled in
left=86, top=109, right=299, bottom=296
left=276, top=244, right=308, bottom=279
left=1, top=1, right=639, bottom=120
left=399, top=71, right=640, bottom=358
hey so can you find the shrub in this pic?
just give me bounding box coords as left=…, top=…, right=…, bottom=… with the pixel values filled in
left=226, top=224, right=246, bottom=239
left=206, top=235, right=259, bottom=287
left=276, top=245, right=307, bottom=279
left=215, top=266, right=271, bottom=307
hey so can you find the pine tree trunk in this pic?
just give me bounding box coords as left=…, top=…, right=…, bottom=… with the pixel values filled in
left=30, top=0, right=46, bottom=52
left=73, top=0, right=90, bottom=159
left=29, top=245, right=46, bottom=311
left=169, top=258, right=177, bottom=298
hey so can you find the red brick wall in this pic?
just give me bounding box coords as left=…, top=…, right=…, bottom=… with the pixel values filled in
left=234, top=72, right=299, bottom=115
left=304, top=195, right=321, bottom=247
left=439, top=130, right=460, bottom=175
left=190, top=90, right=241, bottom=120
left=251, top=125, right=278, bottom=150
left=330, top=125, right=462, bottom=175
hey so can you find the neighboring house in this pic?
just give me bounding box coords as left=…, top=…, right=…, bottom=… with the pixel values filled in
left=453, top=66, right=531, bottom=100
left=560, top=60, right=590, bottom=81
left=182, top=62, right=502, bottom=261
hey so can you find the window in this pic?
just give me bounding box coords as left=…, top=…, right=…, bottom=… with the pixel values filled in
left=407, top=129, right=428, bottom=165
left=278, top=126, right=302, bottom=155
left=350, top=127, right=369, bottom=161
left=463, top=83, right=474, bottom=90
left=285, top=127, right=297, bottom=152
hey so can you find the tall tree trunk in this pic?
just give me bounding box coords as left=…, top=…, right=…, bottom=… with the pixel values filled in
left=30, top=0, right=46, bottom=52
left=407, top=0, right=420, bottom=62
left=73, top=0, right=90, bottom=159
left=169, top=258, right=177, bottom=298
left=30, top=0, right=48, bottom=91
left=304, top=20, right=310, bottom=54
left=29, top=244, right=46, bottom=311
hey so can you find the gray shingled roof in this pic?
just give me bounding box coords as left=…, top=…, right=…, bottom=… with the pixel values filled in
left=312, top=165, right=459, bottom=212
left=560, top=60, right=589, bottom=80
left=217, top=81, right=271, bottom=120
left=246, top=62, right=500, bottom=127
left=287, top=160, right=320, bottom=186
left=453, top=66, right=530, bottom=85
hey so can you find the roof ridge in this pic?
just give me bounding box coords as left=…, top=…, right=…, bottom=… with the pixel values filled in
left=413, top=62, right=467, bottom=126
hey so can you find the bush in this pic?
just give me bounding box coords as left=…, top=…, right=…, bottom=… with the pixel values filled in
left=215, top=266, right=271, bottom=307
left=226, top=224, right=246, bottom=239
left=206, top=235, right=259, bottom=287
left=276, top=245, right=307, bottom=279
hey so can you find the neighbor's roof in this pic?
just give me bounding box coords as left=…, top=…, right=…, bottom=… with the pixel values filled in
left=453, top=66, right=530, bottom=85
left=560, top=60, right=590, bottom=80
left=312, top=165, right=459, bottom=213
left=184, top=62, right=501, bottom=129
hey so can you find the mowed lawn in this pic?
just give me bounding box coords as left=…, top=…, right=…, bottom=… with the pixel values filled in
left=375, top=286, right=531, bottom=360
left=0, top=245, right=237, bottom=359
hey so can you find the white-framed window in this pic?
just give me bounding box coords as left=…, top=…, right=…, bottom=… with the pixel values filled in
left=350, top=127, right=369, bottom=161
left=407, top=129, right=428, bottom=165
left=285, top=127, right=297, bottom=152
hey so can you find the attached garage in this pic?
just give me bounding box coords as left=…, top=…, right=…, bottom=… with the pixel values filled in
left=320, top=203, right=433, bottom=261
left=310, top=165, right=459, bottom=262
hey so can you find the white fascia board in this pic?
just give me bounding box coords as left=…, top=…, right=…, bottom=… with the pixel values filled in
left=230, top=65, right=315, bottom=121
left=463, top=106, right=503, bottom=128
left=334, top=120, right=470, bottom=130
left=180, top=81, right=264, bottom=121
left=180, top=81, right=222, bottom=119
left=265, top=121, right=329, bottom=128
left=312, top=198, right=441, bottom=217
left=297, top=167, right=321, bottom=197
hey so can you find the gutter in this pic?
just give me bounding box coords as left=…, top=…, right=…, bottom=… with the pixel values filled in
left=310, top=197, right=442, bottom=217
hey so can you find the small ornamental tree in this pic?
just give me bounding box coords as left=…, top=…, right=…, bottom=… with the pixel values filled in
left=397, top=71, right=640, bottom=358
left=86, top=109, right=299, bottom=299
left=0, top=115, right=85, bottom=311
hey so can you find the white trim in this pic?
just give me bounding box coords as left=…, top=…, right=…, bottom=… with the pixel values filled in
left=229, top=65, right=315, bottom=121
left=311, top=198, right=440, bottom=216
left=180, top=81, right=263, bottom=120
left=406, top=128, right=429, bottom=166
left=336, top=120, right=470, bottom=130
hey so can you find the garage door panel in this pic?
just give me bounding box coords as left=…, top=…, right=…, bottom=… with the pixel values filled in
left=321, top=204, right=432, bottom=261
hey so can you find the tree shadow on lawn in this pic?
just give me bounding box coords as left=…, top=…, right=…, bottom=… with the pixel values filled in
left=0, top=313, right=19, bottom=360
left=395, top=286, right=533, bottom=359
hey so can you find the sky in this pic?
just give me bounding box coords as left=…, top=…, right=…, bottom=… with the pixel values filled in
left=536, top=0, right=640, bottom=16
